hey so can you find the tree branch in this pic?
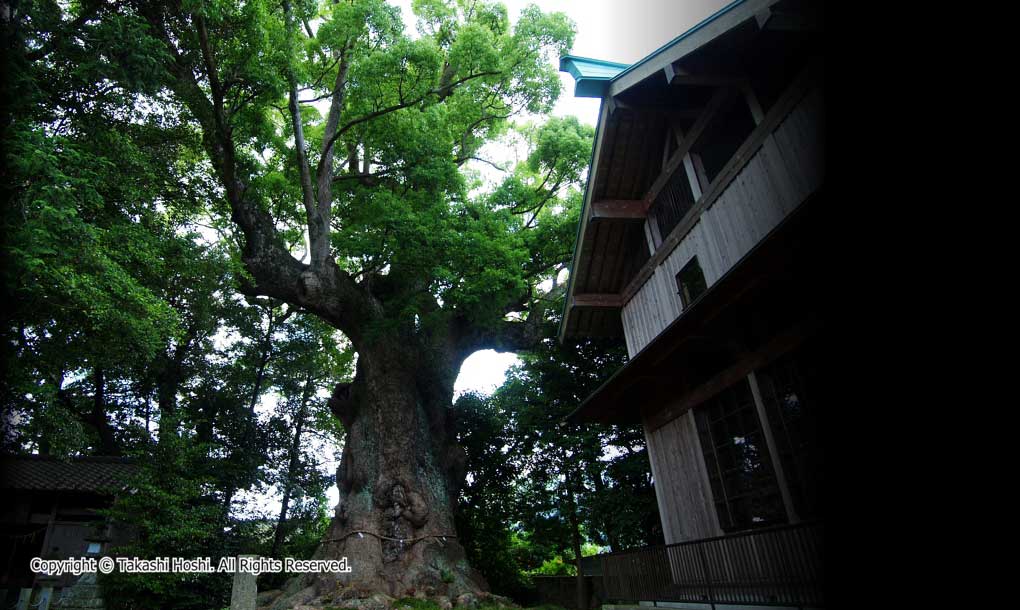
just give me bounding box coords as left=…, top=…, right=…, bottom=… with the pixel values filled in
left=283, top=2, right=328, bottom=268
left=455, top=155, right=506, bottom=171
left=137, top=4, right=372, bottom=340
left=455, top=284, right=565, bottom=355
left=314, top=37, right=353, bottom=237
left=320, top=70, right=500, bottom=160
left=24, top=0, right=102, bottom=61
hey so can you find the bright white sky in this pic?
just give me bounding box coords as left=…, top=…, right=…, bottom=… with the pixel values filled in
left=240, top=0, right=730, bottom=518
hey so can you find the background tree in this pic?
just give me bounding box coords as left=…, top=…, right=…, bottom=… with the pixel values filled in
left=260, top=313, right=352, bottom=560
left=4, top=0, right=590, bottom=600
left=454, top=314, right=662, bottom=603
left=1, top=0, right=646, bottom=603
left=2, top=4, right=352, bottom=604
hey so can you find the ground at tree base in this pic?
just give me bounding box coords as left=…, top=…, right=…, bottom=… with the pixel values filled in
left=256, top=580, right=539, bottom=610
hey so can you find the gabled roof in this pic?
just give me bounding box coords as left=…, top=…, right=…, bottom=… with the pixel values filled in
left=557, top=0, right=788, bottom=342
left=558, top=56, right=630, bottom=98
left=603, top=0, right=765, bottom=96
left=0, top=454, right=137, bottom=493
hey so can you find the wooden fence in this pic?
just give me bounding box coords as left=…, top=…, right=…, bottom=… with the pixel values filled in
left=596, top=522, right=824, bottom=607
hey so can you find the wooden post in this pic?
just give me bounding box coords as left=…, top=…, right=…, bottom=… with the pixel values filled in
left=748, top=371, right=799, bottom=524
left=230, top=555, right=257, bottom=610
left=671, top=121, right=705, bottom=201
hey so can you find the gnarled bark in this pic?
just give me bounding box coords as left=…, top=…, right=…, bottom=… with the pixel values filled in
left=275, top=335, right=488, bottom=605
left=131, top=4, right=560, bottom=604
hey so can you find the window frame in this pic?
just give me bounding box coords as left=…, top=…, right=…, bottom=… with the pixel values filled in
left=676, top=256, right=708, bottom=309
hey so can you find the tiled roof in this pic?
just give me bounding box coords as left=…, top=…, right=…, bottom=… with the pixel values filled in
left=0, top=454, right=137, bottom=492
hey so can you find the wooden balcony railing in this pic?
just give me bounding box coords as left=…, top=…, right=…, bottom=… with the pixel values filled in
left=591, top=521, right=824, bottom=608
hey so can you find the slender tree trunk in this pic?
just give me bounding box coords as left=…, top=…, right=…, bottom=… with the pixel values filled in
left=272, top=374, right=313, bottom=557
left=297, top=337, right=484, bottom=602
left=90, top=367, right=121, bottom=455
left=591, top=467, right=620, bottom=552
left=155, top=372, right=178, bottom=446
left=144, top=393, right=151, bottom=444
left=566, top=471, right=587, bottom=610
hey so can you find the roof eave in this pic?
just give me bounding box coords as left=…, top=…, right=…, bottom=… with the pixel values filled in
left=557, top=0, right=783, bottom=343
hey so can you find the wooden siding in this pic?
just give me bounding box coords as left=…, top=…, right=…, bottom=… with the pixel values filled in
left=621, top=83, right=824, bottom=357
left=645, top=410, right=721, bottom=544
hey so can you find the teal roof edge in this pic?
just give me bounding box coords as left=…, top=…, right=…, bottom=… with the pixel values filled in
left=558, top=55, right=631, bottom=98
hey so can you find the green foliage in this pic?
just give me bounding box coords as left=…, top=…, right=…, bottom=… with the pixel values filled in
left=454, top=315, right=663, bottom=601
left=528, top=555, right=573, bottom=577
left=1, top=1, right=620, bottom=606
left=4, top=6, right=353, bottom=607
left=99, top=438, right=233, bottom=610
left=393, top=597, right=443, bottom=610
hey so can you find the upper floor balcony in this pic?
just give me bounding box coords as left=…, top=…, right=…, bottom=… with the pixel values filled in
left=560, top=0, right=825, bottom=357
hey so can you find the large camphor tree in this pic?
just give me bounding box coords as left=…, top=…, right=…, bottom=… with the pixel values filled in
left=5, top=0, right=593, bottom=601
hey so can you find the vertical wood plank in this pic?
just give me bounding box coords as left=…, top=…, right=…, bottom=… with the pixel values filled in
left=748, top=371, right=799, bottom=523
left=618, top=85, right=823, bottom=359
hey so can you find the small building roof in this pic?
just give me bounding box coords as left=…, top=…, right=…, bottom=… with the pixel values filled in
left=0, top=454, right=137, bottom=493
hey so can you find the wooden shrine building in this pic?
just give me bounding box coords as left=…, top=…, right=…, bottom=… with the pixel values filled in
left=559, top=0, right=828, bottom=606
left=1, top=454, right=137, bottom=609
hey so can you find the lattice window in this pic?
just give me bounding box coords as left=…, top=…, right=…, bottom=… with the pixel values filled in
left=694, top=378, right=787, bottom=532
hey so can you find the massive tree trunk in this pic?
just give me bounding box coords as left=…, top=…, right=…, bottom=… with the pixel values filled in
left=275, top=334, right=488, bottom=606
left=128, top=7, right=550, bottom=605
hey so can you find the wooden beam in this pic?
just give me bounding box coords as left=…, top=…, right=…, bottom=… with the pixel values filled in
left=756, top=8, right=821, bottom=32
left=748, top=370, right=800, bottom=523
left=609, top=0, right=781, bottom=97
left=692, top=153, right=709, bottom=191
left=559, top=101, right=611, bottom=344
left=741, top=81, right=765, bottom=124
left=590, top=199, right=649, bottom=220
left=643, top=218, right=661, bottom=254
left=621, top=60, right=822, bottom=305
left=606, top=96, right=634, bottom=115
left=627, top=104, right=704, bottom=119
left=669, top=73, right=746, bottom=88
left=669, top=119, right=704, bottom=200
left=642, top=86, right=736, bottom=206
left=663, top=62, right=678, bottom=84
left=644, top=318, right=821, bottom=432
left=666, top=62, right=748, bottom=88
left=571, top=293, right=624, bottom=309
left=683, top=155, right=704, bottom=200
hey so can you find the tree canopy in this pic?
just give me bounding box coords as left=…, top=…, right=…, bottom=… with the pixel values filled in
left=454, top=320, right=661, bottom=601
left=1, top=1, right=661, bottom=606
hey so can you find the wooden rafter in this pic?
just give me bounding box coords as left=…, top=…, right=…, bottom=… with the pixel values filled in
left=755, top=8, right=822, bottom=32
left=642, top=86, right=736, bottom=206
left=590, top=199, right=649, bottom=221
left=669, top=73, right=746, bottom=88
left=572, top=293, right=625, bottom=309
